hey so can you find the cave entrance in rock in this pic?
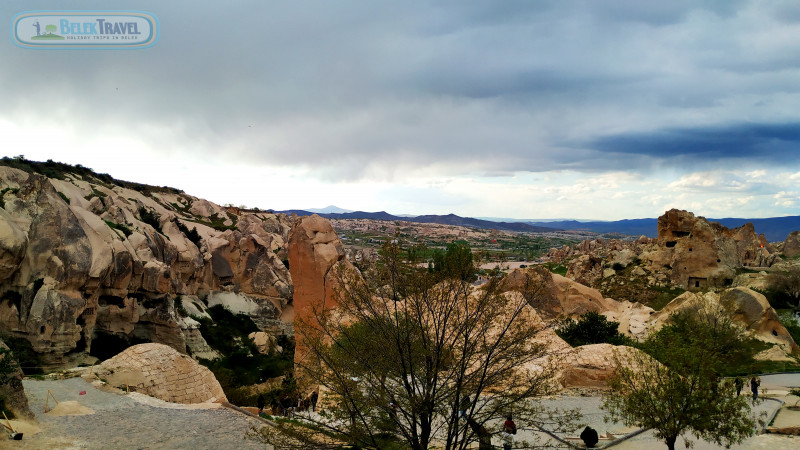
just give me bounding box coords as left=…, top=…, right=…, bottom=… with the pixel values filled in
left=687, top=276, right=707, bottom=290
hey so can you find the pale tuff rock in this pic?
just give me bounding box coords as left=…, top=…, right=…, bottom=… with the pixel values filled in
left=0, top=166, right=293, bottom=368
left=548, top=209, right=782, bottom=290
left=560, top=344, right=651, bottom=388
left=501, top=267, right=654, bottom=339
left=784, top=231, right=800, bottom=258
left=648, top=287, right=798, bottom=354
left=94, top=343, right=226, bottom=404
left=249, top=331, right=282, bottom=354
left=649, top=209, right=777, bottom=289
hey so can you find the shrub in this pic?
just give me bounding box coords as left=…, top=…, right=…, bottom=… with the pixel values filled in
left=138, top=207, right=162, bottom=231
left=57, top=191, right=70, bottom=204
left=196, top=305, right=294, bottom=397
left=104, top=220, right=133, bottom=237
left=175, top=220, right=202, bottom=247
left=556, top=311, right=632, bottom=347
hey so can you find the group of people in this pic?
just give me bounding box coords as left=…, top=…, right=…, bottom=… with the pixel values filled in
left=733, top=376, right=761, bottom=400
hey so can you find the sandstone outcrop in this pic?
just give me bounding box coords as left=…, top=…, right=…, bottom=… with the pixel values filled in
left=501, top=267, right=653, bottom=339
left=0, top=163, right=294, bottom=368
left=561, top=344, right=651, bottom=388
left=288, top=214, right=356, bottom=363
left=784, top=231, right=800, bottom=258
left=646, top=209, right=776, bottom=289
left=0, top=338, right=33, bottom=419
left=547, top=209, right=780, bottom=291
left=94, top=343, right=226, bottom=404
left=648, top=288, right=798, bottom=354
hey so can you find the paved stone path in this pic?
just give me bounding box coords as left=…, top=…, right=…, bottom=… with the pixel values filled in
left=16, top=377, right=268, bottom=449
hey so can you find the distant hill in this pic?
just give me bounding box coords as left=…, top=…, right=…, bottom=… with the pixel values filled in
left=278, top=210, right=560, bottom=233
left=304, top=205, right=354, bottom=214
left=526, top=216, right=800, bottom=242
left=280, top=207, right=800, bottom=242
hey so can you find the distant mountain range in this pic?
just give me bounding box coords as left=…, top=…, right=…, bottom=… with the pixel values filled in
left=278, top=210, right=559, bottom=233
left=281, top=208, right=800, bottom=242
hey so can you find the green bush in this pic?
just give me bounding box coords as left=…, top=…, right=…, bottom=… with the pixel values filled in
left=175, top=220, right=202, bottom=247
left=104, top=220, right=133, bottom=237
left=138, top=207, right=162, bottom=231
left=779, top=311, right=800, bottom=347
left=197, top=305, right=294, bottom=398
left=556, top=311, right=632, bottom=347
left=57, top=191, right=70, bottom=204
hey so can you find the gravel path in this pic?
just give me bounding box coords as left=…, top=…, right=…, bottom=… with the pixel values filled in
left=11, top=375, right=800, bottom=449
left=16, top=377, right=269, bottom=449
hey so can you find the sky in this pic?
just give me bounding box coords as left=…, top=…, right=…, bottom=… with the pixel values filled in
left=1, top=0, right=799, bottom=220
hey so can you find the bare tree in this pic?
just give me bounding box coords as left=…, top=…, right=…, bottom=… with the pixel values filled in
left=252, top=242, right=577, bottom=449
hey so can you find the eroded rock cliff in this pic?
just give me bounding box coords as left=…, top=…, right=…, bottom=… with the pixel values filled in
left=0, top=162, right=294, bottom=369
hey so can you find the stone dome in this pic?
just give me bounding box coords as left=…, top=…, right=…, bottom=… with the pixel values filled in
left=95, top=343, right=227, bottom=404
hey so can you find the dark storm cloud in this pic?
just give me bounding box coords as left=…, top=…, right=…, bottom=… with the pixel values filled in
left=2, top=0, right=799, bottom=180
left=586, top=123, right=800, bottom=162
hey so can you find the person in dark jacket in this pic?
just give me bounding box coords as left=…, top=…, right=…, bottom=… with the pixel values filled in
left=580, top=426, right=599, bottom=448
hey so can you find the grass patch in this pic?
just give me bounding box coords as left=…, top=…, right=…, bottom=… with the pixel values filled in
left=595, top=264, right=685, bottom=311
left=541, top=262, right=568, bottom=276
left=57, top=191, right=70, bottom=204
left=104, top=220, right=133, bottom=238
left=185, top=212, right=238, bottom=232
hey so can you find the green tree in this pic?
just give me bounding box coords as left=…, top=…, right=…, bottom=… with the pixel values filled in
left=555, top=311, right=631, bottom=347
left=45, top=24, right=56, bottom=34
left=767, top=265, right=800, bottom=308
left=254, top=240, right=577, bottom=449
left=602, top=304, right=759, bottom=450
left=430, top=241, right=477, bottom=282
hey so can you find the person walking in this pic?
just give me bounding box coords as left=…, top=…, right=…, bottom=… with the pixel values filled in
left=501, top=414, right=516, bottom=450
left=257, top=393, right=266, bottom=415
left=750, top=376, right=760, bottom=401
left=734, top=376, right=744, bottom=397
left=459, top=395, right=471, bottom=420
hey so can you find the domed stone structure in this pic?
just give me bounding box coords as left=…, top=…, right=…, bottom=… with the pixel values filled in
left=95, top=343, right=226, bottom=404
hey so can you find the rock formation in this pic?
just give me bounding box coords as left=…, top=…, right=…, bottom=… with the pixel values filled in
left=646, top=209, right=776, bottom=289
left=784, top=231, right=800, bottom=258
left=0, top=162, right=294, bottom=368
left=648, top=287, right=798, bottom=354
left=561, top=344, right=652, bottom=388
left=288, top=214, right=356, bottom=363
left=501, top=266, right=653, bottom=339
left=93, top=343, right=226, bottom=404
left=547, top=209, right=780, bottom=291
left=0, top=338, right=33, bottom=419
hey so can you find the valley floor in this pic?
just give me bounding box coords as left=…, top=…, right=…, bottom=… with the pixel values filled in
left=6, top=374, right=800, bottom=449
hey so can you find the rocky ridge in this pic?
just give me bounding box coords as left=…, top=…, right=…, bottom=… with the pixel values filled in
left=0, top=163, right=294, bottom=369
left=548, top=209, right=781, bottom=290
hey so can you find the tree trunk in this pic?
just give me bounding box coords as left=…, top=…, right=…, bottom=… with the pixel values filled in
left=466, top=417, right=493, bottom=450
left=665, top=435, right=677, bottom=450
